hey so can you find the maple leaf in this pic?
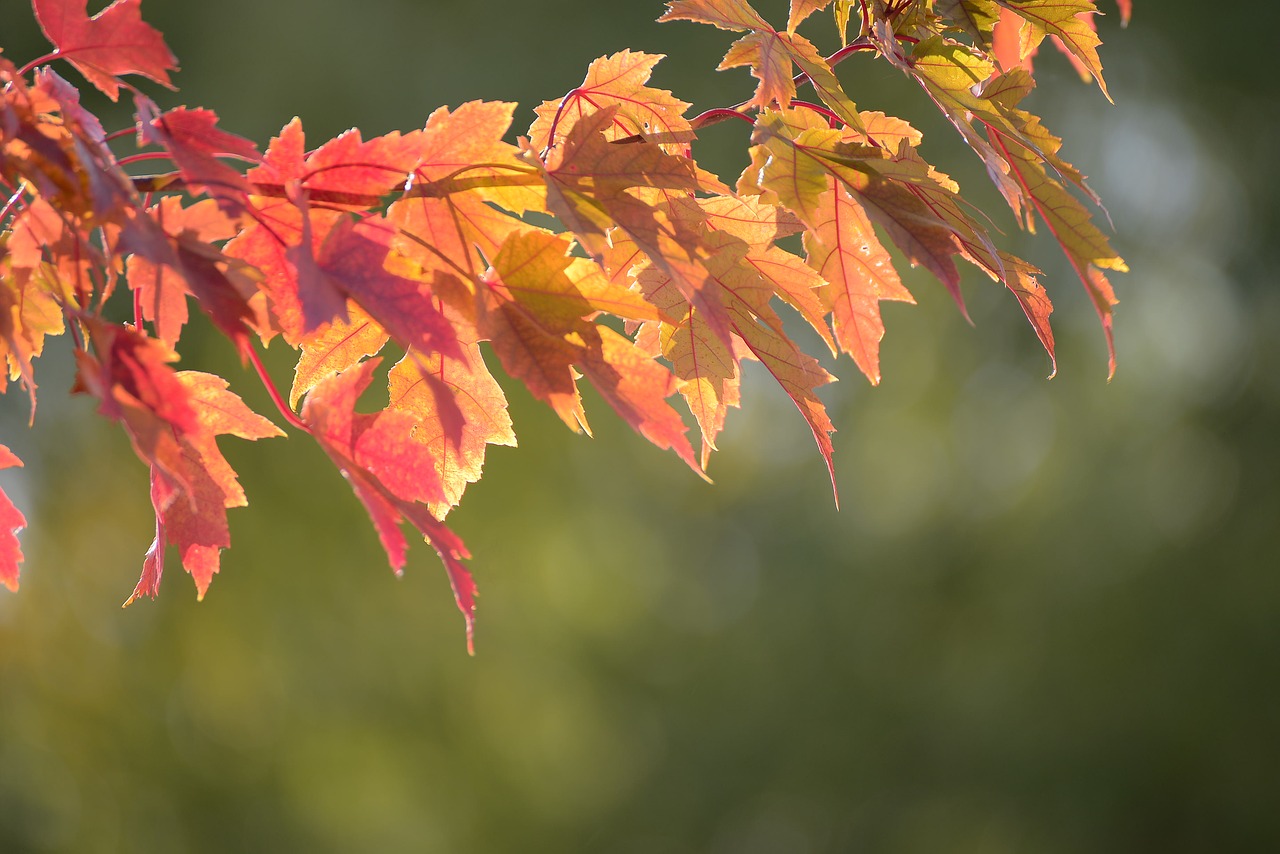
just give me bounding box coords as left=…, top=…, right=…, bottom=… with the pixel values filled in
left=531, top=105, right=736, bottom=347
left=222, top=199, right=338, bottom=345
left=788, top=0, right=833, bottom=32
left=385, top=101, right=541, bottom=295
left=32, top=0, right=177, bottom=100
left=936, top=0, right=1001, bottom=49
left=125, top=197, right=246, bottom=347
left=138, top=104, right=261, bottom=208
left=387, top=344, right=515, bottom=519
left=636, top=220, right=838, bottom=488
left=246, top=115, right=452, bottom=206
left=126, top=371, right=284, bottom=603
left=73, top=320, right=199, bottom=443
left=693, top=194, right=832, bottom=353
left=698, top=230, right=838, bottom=492
left=989, top=128, right=1123, bottom=374
left=297, top=128, right=426, bottom=199
left=0, top=204, right=73, bottom=410
left=308, top=215, right=463, bottom=362
left=529, top=51, right=693, bottom=153
left=634, top=249, right=739, bottom=465
left=750, top=110, right=966, bottom=308
left=411, top=101, right=543, bottom=216
left=290, top=302, right=389, bottom=409
left=32, top=65, right=106, bottom=142
left=804, top=182, right=914, bottom=385
left=660, top=0, right=864, bottom=131
left=992, top=1, right=1112, bottom=100
left=481, top=228, right=700, bottom=472
left=300, top=359, right=477, bottom=651
left=0, top=445, right=26, bottom=592
left=66, top=323, right=280, bottom=602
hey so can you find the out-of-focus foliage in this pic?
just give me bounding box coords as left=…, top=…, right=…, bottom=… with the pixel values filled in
left=1, top=1, right=1277, bottom=851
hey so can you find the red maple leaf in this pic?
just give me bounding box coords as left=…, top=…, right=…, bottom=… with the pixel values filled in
left=125, top=371, right=284, bottom=602
left=138, top=105, right=260, bottom=208
left=300, top=359, right=477, bottom=651
left=0, top=446, right=26, bottom=592
left=32, top=0, right=177, bottom=100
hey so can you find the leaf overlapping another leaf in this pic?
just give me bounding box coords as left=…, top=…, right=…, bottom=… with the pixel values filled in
left=0, top=0, right=1130, bottom=648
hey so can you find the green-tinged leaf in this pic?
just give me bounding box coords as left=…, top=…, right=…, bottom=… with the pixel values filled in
left=936, top=0, right=1001, bottom=48
left=994, top=0, right=1110, bottom=99
left=483, top=228, right=700, bottom=471
left=661, top=0, right=864, bottom=131
left=990, top=128, right=1124, bottom=374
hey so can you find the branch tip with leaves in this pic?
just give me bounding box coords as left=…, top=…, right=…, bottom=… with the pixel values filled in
left=0, top=0, right=1129, bottom=649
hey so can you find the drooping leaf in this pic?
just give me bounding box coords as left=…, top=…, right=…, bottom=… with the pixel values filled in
left=638, top=224, right=838, bottom=488
left=992, top=1, right=1111, bottom=99
left=483, top=228, right=700, bottom=472
left=125, top=370, right=284, bottom=602
left=636, top=263, right=739, bottom=467
left=804, top=182, right=914, bottom=384
left=991, top=129, right=1123, bottom=374
left=300, top=359, right=477, bottom=651
left=751, top=110, right=966, bottom=308
left=126, top=197, right=244, bottom=347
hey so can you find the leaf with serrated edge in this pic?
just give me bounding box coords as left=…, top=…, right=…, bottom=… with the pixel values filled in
left=994, top=1, right=1111, bottom=99
left=805, top=182, right=914, bottom=384
left=301, top=359, right=477, bottom=651
left=291, top=302, right=389, bottom=408
left=388, top=345, right=515, bottom=519
left=530, top=51, right=693, bottom=153
left=33, top=0, right=177, bottom=100
left=788, top=0, right=832, bottom=31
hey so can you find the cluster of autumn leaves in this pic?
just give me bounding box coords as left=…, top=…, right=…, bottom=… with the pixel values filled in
left=0, top=0, right=1127, bottom=649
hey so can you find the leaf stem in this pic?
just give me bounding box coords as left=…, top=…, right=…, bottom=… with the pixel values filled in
left=0, top=186, right=25, bottom=224
left=16, top=52, right=59, bottom=78
left=243, top=342, right=312, bottom=434
left=689, top=108, right=756, bottom=129
left=790, top=99, right=845, bottom=128
left=117, top=152, right=174, bottom=167
left=542, top=87, right=584, bottom=156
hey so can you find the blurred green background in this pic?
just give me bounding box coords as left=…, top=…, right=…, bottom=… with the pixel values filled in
left=2, top=1, right=1277, bottom=851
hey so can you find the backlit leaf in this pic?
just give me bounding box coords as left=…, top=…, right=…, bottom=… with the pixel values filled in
left=0, top=445, right=26, bottom=592
left=33, top=0, right=177, bottom=100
